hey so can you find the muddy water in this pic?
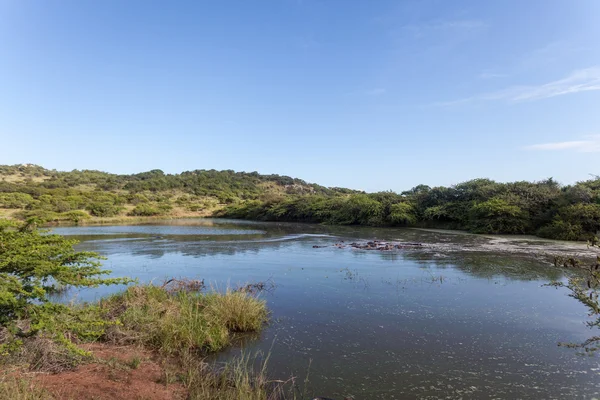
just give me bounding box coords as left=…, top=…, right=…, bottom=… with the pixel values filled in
left=52, top=219, right=600, bottom=399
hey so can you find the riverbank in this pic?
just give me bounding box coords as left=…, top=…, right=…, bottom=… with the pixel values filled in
left=0, top=206, right=219, bottom=226
left=0, top=281, right=288, bottom=400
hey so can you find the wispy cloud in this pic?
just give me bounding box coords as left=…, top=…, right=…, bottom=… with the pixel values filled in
left=525, top=135, right=600, bottom=152
left=439, top=66, right=600, bottom=106
left=496, top=67, right=600, bottom=102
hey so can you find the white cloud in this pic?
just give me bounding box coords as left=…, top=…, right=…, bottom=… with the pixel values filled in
left=496, top=67, right=600, bottom=102
left=440, top=66, right=600, bottom=106
left=525, top=135, right=600, bottom=152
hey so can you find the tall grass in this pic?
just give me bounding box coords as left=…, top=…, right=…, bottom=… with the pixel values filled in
left=99, top=285, right=268, bottom=355
left=180, top=349, right=314, bottom=400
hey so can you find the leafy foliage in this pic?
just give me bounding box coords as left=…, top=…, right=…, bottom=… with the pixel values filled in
left=469, top=198, right=529, bottom=234
left=222, top=176, right=600, bottom=240
left=0, top=219, right=131, bottom=326
left=389, top=202, right=417, bottom=225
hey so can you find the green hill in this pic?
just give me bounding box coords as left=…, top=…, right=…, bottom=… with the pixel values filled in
left=1, top=164, right=599, bottom=241
left=0, top=164, right=357, bottom=223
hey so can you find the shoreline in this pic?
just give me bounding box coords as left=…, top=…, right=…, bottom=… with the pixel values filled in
left=1, top=281, right=282, bottom=400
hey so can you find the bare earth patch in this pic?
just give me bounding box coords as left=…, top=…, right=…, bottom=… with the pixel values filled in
left=31, top=344, right=186, bottom=400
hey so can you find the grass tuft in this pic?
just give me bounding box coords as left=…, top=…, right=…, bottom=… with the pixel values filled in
left=127, top=355, right=141, bottom=370
left=180, top=350, right=293, bottom=400
left=99, top=284, right=268, bottom=355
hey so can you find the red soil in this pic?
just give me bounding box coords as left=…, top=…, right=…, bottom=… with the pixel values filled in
left=32, top=344, right=187, bottom=400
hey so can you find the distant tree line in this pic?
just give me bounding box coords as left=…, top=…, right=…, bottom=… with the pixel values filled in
left=1, top=165, right=599, bottom=241
left=221, top=177, right=600, bottom=241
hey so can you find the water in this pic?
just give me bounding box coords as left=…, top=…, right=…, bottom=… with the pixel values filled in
left=52, top=219, right=600, bottom=399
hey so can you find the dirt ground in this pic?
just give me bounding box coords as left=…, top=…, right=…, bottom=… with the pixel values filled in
left=28, top=344, right=187, bottom=400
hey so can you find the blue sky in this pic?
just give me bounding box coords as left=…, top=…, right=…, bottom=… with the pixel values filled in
left=1, top=0, right=599, bottom=192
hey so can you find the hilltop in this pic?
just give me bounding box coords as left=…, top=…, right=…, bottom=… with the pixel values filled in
left=0, top=164, right=357, bottom=223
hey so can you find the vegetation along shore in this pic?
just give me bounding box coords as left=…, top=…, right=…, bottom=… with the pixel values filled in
left=1, top=164, right=600, bottom=241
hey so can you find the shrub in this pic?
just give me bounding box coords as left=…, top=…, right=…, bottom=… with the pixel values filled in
left=61, top=210, right=90, bottom=224
left=559, top=203, right=600, bottom=235
left=329, top=194, right=383, bottom=225
left=0, top=193, right=33, bottom=209
left=389, top=202, right=417, bottom=225
left=0, top=219, right=131, bottom=324
left=128, top=204, right=163, bottom=216
left=86, top=202, right=122, bottom=217
left=537, top=220, right=586, bottom=241
left=469, top=198, right=529, bottom=234
left=13, top=210, right=60, bottom=223
left=187, top=204, right=206, bottom=212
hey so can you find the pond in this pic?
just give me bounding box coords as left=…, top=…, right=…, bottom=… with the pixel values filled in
left=52, top=219, right=600, bottom=399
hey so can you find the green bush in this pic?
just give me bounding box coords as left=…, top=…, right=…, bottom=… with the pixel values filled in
left=61, top=210, right=90, bottom=224
left=14, top=210, right=61, bottom=223
left=558, top=204, right=600, bottom=234
left=389, top=202, right=417, bottom=225
left=0, top=193, right=33, bottom=209
left=469, top=198, right=529, bottom=234
left=537, top=220, right=586, bottom=241
left=329, top=194, right=383, bottom=225
left=0, top=219, right=131, bottom=326
left=86, top=202, right=122, bottom=217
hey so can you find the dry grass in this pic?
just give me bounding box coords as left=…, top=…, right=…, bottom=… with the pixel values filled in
left=0, top=208, right=18, bottom=219
left=1, top=334, right=87, bottom=374
left=0, top=174, right=48, bottom=184
left=44, top=210, right=219, bottom=226
left=0, top=377, right=53, bottom=400
left=19, top=337, right=85, bottom=373
left=162, top=278, right=206, bottom=293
